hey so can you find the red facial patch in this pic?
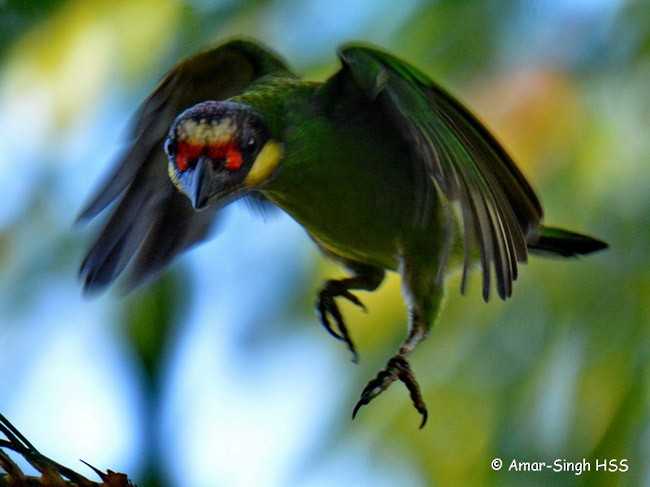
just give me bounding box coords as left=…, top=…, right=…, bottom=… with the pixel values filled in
left=176, top=141, right=243, bottom=172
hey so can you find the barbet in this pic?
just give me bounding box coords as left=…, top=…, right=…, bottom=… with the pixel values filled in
left=78, top=40, right=607, bottom=427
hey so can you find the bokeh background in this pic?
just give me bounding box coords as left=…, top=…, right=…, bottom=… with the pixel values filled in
left=0, top=0, right=647, bottom=486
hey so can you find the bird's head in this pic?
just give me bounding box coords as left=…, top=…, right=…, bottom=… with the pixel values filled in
left=165, top=101, right=283, bottom=210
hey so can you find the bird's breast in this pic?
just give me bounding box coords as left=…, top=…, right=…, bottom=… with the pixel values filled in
left=262, top=112, right=429, bottom=270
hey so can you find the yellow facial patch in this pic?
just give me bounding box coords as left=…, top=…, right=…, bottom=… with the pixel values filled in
left=168, top=160, right=181, bottom=190
left=243, top=140, right=285, bottom=188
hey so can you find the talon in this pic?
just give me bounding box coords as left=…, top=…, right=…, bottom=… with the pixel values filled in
left=341, top=290, right=367, bottom=312
left=316, top=299, right=359, bottom=363
left=317, top=298, right=345, bottom=341
left=393, top=358, right=428, bottom=428
left=352, top=394, right=368, bottom=419
left=317, top=285, right=364, bottom=363
left=315, top=267, right=384, bottom=365
left=351, top=355, right=428, bottom=428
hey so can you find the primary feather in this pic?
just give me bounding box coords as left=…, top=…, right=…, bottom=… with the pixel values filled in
left=78, top=40, right=291, bottom=291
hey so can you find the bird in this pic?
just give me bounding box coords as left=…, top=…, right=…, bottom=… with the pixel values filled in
left=77, top=39, right=607, bottom=427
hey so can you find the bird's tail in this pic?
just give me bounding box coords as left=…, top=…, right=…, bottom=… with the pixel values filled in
left=529, top=226, right=608, bottom=257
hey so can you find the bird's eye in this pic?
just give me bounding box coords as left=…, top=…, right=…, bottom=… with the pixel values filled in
left=247, top=136, right=257, bottom=151
left=164, top=138, right=175, bottom=156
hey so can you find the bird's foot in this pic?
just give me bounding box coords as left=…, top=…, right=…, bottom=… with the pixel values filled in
left=317, top=280, right=367, bottom=363
left=352, top=355, right=428, bottom=428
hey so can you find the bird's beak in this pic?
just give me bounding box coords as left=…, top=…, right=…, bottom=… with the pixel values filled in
left=185, top=155, right=243, bottom=210
left=189, top=156, right=211, bottom=210
left=191, top=154, right=244, bottom=210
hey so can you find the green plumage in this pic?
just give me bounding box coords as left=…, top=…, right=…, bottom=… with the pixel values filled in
left=78, top=39, right=607, bottom=426
left=241, top=81, right=427, bottom=270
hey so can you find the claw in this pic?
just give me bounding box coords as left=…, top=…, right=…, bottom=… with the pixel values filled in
left=352, top=355, right=428, bottom=428
left=317, top=297, right=345, bottom=341
left=398, top=359, right=428, bottom=428
left=340, top=290, right=367, bottom=312
left=317, top=286, right=367, bottom=363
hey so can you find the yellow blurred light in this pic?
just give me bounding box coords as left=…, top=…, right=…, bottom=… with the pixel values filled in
left=2, top=0, right=181, bottom=130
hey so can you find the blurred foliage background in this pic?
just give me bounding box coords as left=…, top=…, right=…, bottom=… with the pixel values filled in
left=0, top=0, right=647, bottom=486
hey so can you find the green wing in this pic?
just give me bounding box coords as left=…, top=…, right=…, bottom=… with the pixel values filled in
left=78, top=39, right=292, bottom=292
left=338, top=45, right=543, bottom=301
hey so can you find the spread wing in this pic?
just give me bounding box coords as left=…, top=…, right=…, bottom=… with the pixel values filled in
left=338, top=46, right=543, bottom=301
left=78, top=39, right=292, bottom=292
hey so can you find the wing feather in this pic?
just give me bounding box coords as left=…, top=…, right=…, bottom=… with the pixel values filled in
left=339, top=46, right=543, bottom=300
left=79, top=40, right=292, bottom=292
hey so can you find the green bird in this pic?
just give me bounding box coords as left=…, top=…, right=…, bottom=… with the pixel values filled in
left=78, top=39, right=607, bottom=427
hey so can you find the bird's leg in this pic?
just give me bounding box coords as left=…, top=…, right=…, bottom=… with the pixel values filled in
left=353, top=267, right=443, bottom=428
left=317, top=262, right=385, bottom=363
